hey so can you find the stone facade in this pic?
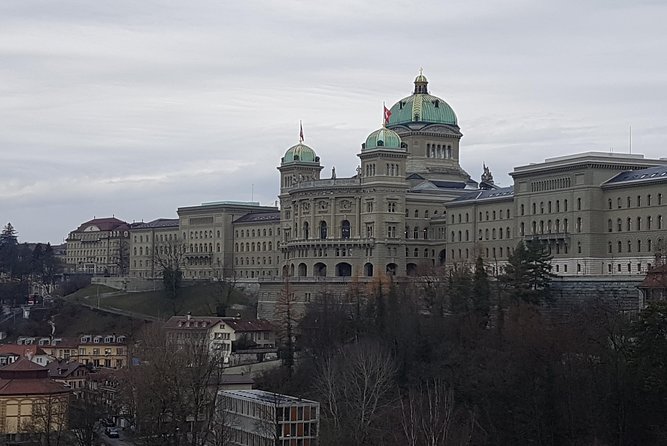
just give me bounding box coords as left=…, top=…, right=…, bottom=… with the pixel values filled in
left=66, top=72, right=666, bottom=322
left=446, top=152, right=667, bottom=277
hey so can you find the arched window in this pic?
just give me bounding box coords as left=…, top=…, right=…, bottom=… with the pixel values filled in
left=341, top=220, right=351, bottom=239
left=320, top=221, right=328, bottom=239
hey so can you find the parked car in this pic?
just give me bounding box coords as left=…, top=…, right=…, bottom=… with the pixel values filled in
left=105, top=427, right=120, bottom=438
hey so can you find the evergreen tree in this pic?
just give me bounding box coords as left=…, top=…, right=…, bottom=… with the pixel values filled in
left=472, top=256, right=491, bottom=320
left=501, top=240, right=554, bottom=304
left=448, top=265, right=472, bottom=314
left=0, top=222, right=19, bottom=275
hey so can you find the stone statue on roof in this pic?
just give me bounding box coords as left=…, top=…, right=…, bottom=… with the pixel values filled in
left=481, top=163, right=494, bottom=185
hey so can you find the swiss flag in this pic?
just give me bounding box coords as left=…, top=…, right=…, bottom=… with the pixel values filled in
left=384, top=105, right=392, bottom=125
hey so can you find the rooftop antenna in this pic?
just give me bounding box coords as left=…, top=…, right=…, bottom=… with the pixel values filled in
left=251, top=184, right=254, bottom=202
left=629, top=124, right=632, bottom=154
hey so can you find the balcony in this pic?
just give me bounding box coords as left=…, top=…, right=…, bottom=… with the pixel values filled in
left=285, top=178, right=361, bottom=191
left=283, top=237, right=376, bottom=248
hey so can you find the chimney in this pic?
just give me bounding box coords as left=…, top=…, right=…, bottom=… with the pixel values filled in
left=187, top=312, right=191, bottom=321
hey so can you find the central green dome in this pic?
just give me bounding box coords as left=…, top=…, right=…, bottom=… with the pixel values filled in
left=387, top=72, right=458, bottom=127
left=363, top=127, right=404, bottom=152
left=282, top=143, right=319, bottom=164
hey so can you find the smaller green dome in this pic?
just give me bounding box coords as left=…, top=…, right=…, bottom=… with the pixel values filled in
left=282, top=143, right=319, bottom=164
left=363, top=127, right=404, bottom=152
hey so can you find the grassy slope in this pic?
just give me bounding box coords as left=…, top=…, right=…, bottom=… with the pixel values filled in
left=66, top=283, right=253, bottom=320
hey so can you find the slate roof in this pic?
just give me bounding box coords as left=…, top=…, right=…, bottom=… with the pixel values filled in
left=47, top=360, right=87, bottom=379
left=604, top=165, right=667, bottom=187
left=233, top=211, right=281, bottom=224
left=449, top=186, right=515, bottom=205
left=165, top=316, right=225, bottom=331
left=133, top=218, right=179, bottom=229
left=223, top=319, right=275, bottom=332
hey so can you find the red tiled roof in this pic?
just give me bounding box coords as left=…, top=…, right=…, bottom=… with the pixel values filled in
left=640, top=264, right=667, bottom=288
left=74, top=217, right=129, bottom=232
left=0, top=378, right=71, bottom=396
left=1, top=358, right=45, bottom=371
left=0, top=344, right=47, bottom=357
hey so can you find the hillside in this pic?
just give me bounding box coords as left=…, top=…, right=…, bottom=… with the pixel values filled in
left=65, top=282, right=254, bottom=320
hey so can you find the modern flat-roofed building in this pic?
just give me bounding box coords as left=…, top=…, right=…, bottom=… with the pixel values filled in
left=219, top=389, right=319, bottom=446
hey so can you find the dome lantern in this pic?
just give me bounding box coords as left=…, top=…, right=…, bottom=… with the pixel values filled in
left=414, top=67, right=428, bottom=94
left=387, top=70, right=458, bottom=127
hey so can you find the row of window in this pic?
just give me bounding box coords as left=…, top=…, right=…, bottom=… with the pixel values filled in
left=133, top=233, right=176, bottom=243
left=237, top=227, right=274, bottom=238
left=521, top=199, right=570, bottom=216
left=608, top=238, right=665, bottom=254
left=519, top=219, right=574, bottom=235
left=426, top=143, right=453, bottom=159
left=608, top=193, right=663, bottom=209
left=237, top=256, right=276, bottom=266
left=607, top=216, right=663, bottom=232
left=452, top=246, right=514, bottom=260
left=185, top=230, right=219, bottom=240
left=406, top=208, right=438, bottom=218
left=236, top=241, right=274, bottom=252
left=452, top=209, right=512, bottom=224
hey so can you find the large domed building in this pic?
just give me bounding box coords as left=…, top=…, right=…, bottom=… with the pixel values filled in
left=247, top=71, right=481, bottom=316
left=117, top=71, right=667, bottom=319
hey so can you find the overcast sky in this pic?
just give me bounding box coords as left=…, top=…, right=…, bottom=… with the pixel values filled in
left=1, top=0, right=666, bottom=244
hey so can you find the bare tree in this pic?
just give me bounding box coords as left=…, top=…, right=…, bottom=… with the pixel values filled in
left=21, top=393, right=69, bottom=446
left=274, top=277, right=298, bottom=376
left=314, top=341, right=396, bottom=445
left=69, top=390, right=106, bottom=446
left=398, top=379, right=477, bottom=446
left=119, top=323, right=225, bottom=446
left=154, top=238, right=187, bottom=314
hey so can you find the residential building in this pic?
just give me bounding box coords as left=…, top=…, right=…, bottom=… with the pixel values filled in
left=18, top=335, right=129, bottom=369
left=219, top=389, right=320, bottom=446
left=0, top=343, right=51, bottom=367
left=46, top=360, right=88, bottom=396
left=165, top=315, right=276, bottom=364
left=76, top=334, right=128, bottom=369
